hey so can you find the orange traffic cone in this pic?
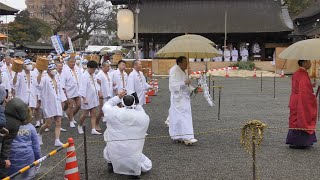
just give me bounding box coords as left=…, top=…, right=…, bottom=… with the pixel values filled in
left=280, top=70, right=285, bottom=78
left=225, top=69, right=230, bottom=78
left=64, top=138, right=80, bottom=180
left=145, top=93, right=151, bottom=103
left=253, top=67, right=257, bottom=78
left=148, top=79, right=154, bottom=87
left=154, top=79, right=159, bottom=92
left=148, top=69, right=152, bottom=77
left=147, top=89, right=156, bottom=96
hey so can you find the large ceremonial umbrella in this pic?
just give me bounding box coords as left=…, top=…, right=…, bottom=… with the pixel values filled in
left=13, top=51, right=27, bottom=57
left=171, top=34, right=216, bottom=46
left=279, top=38, right=320, bottom=60
left=99, top=47, right=110, bottom=55
left=0, top=33, right=7, bottom=41
left=112, top=50, right=123, bottom=54
left=156, top=36, right=221, bottom=59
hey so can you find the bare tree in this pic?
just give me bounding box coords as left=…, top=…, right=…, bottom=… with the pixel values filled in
left=44, top=0, right=116, bottom=44
left=71, top=0, right=115, bottom=42
left=44, top=0, right=78, bottom=35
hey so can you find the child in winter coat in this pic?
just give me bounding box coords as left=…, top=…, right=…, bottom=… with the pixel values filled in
left=8, top=108, right=41, bottom=180
left=0, top=98, right=29, bottom=178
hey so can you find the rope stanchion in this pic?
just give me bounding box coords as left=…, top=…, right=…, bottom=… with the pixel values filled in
left=37, top=142, right=84, bottom=180
left=87, top=127, right=242, bottom=144
left=213, top=86, right=224, bottom=120
left=6, top=122, right=317, bottom=180
left=83, top=126, right=89, bottom=180
left=2, top=142, right=70, bottom=180
left=260, top=72, right=263, bottom=92
left=240, top=120, right=267, bottom=180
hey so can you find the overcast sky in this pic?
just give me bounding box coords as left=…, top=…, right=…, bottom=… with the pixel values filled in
left=0, top=0, right=26, bottom=22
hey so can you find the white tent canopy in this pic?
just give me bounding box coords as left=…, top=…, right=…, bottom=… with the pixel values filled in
left=85, top=45, right=122, bottom=53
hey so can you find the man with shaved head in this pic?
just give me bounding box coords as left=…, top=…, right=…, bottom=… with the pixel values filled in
left=127, top=60, right=151, bottom=106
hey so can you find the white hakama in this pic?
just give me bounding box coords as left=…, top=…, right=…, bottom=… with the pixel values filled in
left=224, top=50, right=231, bottom=62
left=78, top=71, right=100, bottom=110
left=112, top=69, right=128, bottom=93
left=38, top=74, right=65, bottom=118
left=169, top=65, right=195, bottom=141
left=96, top=70, right=115, bottom=103
left=14, top=71, right=38, bottom=108
left=127, top=69, right=150, bottom=106
left=60, top=65, right=80, bottom=99
left=102, top=96, right=152, bottom=176
left=231, top=49, right=239, bottom=62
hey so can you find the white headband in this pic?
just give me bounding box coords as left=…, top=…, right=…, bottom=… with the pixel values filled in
left=121, top=95, right=136, bottom=109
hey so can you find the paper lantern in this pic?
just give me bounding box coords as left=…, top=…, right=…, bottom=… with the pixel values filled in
left=117, top=9, right=134, bottom=40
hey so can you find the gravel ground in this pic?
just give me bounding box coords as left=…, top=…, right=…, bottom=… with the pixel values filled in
left=32, top=76, right=320, bottom=180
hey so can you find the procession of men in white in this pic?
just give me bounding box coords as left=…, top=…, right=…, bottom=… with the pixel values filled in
left=0, top=53, right=205, bottom=178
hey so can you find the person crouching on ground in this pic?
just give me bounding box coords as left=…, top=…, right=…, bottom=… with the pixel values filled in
left=103, top=91, right=152, bottom=179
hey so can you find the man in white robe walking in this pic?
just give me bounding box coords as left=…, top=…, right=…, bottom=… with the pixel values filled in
left=1, top=56, right=13, bottom=88
left=103, top=91, right=152, bottom=179
left=60, top=56, right=81, bottom=128
left=0, top=62, right=12, bottom=101
left=112, top=60, right=128, bottom=95
left=96, top=62, right=116, bottom=130
left=127, top=60, right=150, bottom=106
left=169, top=56, right=197, bottom=145
left=13, top=59, right=40, bottom=127
left=77, top=61, right=101, bottom=135
left=37, top=64, right=66, bottom=146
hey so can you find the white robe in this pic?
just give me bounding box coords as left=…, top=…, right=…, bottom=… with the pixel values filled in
left=112, top=69, right=128, bottom=93
left=241, top=49, right=249, bottom=61
left=0, top=71, right=11, bottom=92
left=78, top=71, right=100, bottom=110
left=224, top=50, right=231, bottom=62
left=75, top=65, right=83, bottom=77
left=213, top=50, right=223, bottom=62
left=14, top=70, right=38, bottom=108
left=57, top=73, right=67, bottom=102
left=38, top=74, right=65, bottom=119
left=2, top=64, right=14, bottom=87
left=96, top=70, right=115, bottom=99
left=231, top=49, right=239, bottom=62
left=61, top=65, right=81, bottom=99
left=169, top=65, right=194, bottom=140
left=127, top=69, right=150, bottom=106
left=102, top=96, right=152, bottom=176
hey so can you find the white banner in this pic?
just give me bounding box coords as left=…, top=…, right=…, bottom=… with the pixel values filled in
left=67, top=36, right=74, bottom=53
left=51, top=35, right=64, bottom=55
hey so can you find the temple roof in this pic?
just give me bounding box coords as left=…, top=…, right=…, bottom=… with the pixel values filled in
left=292, top=0, right=320, bottom=37
left=114, top=0, right=293, bottom=34
left=20, top=42, right=54, bottom=50
left=293, top=0, right=320, bottom=21
left=0, top=2, right=19, bottom=15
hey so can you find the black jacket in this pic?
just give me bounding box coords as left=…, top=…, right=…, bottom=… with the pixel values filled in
left=0, top=98, right=28, bottom=178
